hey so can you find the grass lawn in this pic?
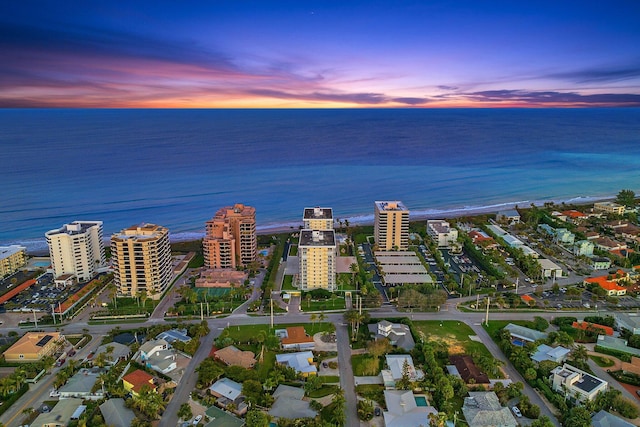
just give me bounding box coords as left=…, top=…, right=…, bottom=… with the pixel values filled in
left=351, top=354, right=383, bottom=376
left=413, top=320, right=494, bottom=359
left=483, top=319, right=532, bottom=339
left=308, top=385, right=339, bottom=398
left=256, top=350, right=276, bottom=380
left=355, top=384, right=385, bottom=407
left=282, top=275, right=297, bottom=291
left=337, top=273, right=358, bottom=291
left=301, top=298, right=345, bottom=312
left=223, top=323, right=333, bottom=343
left=289, top=245, right=298, bottom=256
left=590, top=355, right=615, bottom=367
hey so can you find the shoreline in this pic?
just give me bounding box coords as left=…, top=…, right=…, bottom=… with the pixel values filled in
left=17, top=193, right=615, bottom=256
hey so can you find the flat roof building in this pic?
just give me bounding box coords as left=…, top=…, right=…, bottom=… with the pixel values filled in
left=0, top=245, right=27, bottom=277
left=303, top=207, right=333, bottom=230
left=594, top=201, right=625, bottom=215
left=427, top=220, right=459, bottom=248
left=374, top=201, right=409, bottom=251
left=298, top=230, right=336, bottom=291
left=111, top=224, right=172, bottom=299
left=204, top=204, right=257, bottom=269
left=45, top=221, right=106, bottom=283
left=551, top=364, right=607, bottom=402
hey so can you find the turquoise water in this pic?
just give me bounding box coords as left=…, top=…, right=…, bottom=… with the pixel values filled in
left=415, top=396, right=428, bottom=406
left=32, top=261, right=51, bottom=267
left=259, top=249, right=269, bottom=256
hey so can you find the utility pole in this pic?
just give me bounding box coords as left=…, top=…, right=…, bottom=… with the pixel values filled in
left=51, top=304, right=56, bottom=325
left=515, top=277, right=519, bottom=295
left=485, top=297, right=490, bottom=326
left=270, top=297, right=274, bottom=329
left=476, top=294, right=479, bottom=311
left=33, top=309, right=38, bottom=328
left=200, top=302, right=203, bottom=320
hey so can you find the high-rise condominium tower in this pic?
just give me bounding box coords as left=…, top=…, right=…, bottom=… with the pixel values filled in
left=374, top=201, right=410, bottom=250
left=46, top=221, right=106, bottom=282
left=111, top=224, right=172, bottom=299
left=203, top=204, right=257, bottom=269
left=303, top=207, right=334, bottom=230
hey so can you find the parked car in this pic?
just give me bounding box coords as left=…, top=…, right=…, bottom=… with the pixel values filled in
left=512, top=406, right=522, bottom=417
left=193, top=415, right=202, bottom=425
left=375, top=407, right=381, bottom=417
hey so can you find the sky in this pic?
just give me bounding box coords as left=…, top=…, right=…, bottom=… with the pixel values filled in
left=2, top=1, right=640, bottom=108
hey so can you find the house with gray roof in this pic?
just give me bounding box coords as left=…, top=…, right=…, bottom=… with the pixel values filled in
left=269, top=384, right=317, bottom=420
left=596, top=335, right=640, bottom=358
left=157, top=328, right=191, bottom=344
left=504, top=323, right=548, bottom=345
left=59, top=368, right=105, bottom=400
left=615, top=313, right=640, bottom=335
left=462, top=392, right=517, bottom=427
left=383, top=390, right=436, bottom=427
left=209, top=378, right=248, bottom=415
left=591, top=409, right=636, bottom=427
left=30, top=398, right=84, bottom=427
left=94, top=342, right=131, bottom=366
left=368, top=320, right=415, bottom=351
left=139, top=338, right=176, bottom=374
left=531, top=344, right=571, bottom=364
left=99, top=398, right=135, bottom=427
left=382, top=354, right=424, bottom=388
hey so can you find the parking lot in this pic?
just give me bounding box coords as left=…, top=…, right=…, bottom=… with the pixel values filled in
left=2, top=272, right=88, bottom=314
left=525, top=287, right=640, bottom=311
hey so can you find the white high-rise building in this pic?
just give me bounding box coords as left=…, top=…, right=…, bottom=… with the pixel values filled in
left=111, top=224, right=172, bottom=299
left=45, top=221, right=106, bottom=283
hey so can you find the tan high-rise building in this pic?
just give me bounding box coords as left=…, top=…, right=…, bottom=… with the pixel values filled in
left=298, top=230, right=336, bottom=291
left=45, top=221, right=106, bottom=283
left=303, top=207, right=334, bottom=230
left=203, top=204, right=257, bottom=269
left=111, top=224, right=172, bottom=299
left=0, top=245, right=27, bottom=277
left=374, top=201, right=410, bottom=250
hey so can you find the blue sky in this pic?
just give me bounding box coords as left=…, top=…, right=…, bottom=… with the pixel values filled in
left=1, top=0, right=640, bottom=107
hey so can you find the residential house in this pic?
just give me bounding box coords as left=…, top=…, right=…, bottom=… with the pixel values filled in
left=615, top=313, right=640, bottom=335
left=204, top=406, right=245, bottom=427
left=276, top=351, right=317, bottom=376
left=462, top=392, right=517, bottom=427
left=93, top=342, right=131, bottom=366
left=59, top=368, right=105, bottom=400
left=531, top=344, right=571, bottom=364
left=213, top=345, right=256, bottom=369
left=122, top=369, right=156, bottom=396
left=590, top=257, right=612, bottom=271
left=139, top=338, right=176, bottom=374
left=382, top=354, right=424, bottom=388
left=269, top=384, right=317, bottom=420
left=593, top=236, right=627, bottom=252
left=209, top=378, right=248, bottom=415
left=551, top=364, right=608, bottom=402
left=449, top=355, right=489, bottom=384
left=469, top=230, right=498, bottom=249
left=383, top=390, right=437, bottom=427
left=280, top=326, right=315, bottom=350
left=156, top=329, right=191, bottom=344
left=504, top=323, right=548, bottom=346
left=3, top=332, right=65, bottom=362
left=368, top=320, right=415, bottom=351
left=30, top=398, right=83, bottom=427
left=99, top=398, right=136, bottom=427
left=573, top=240, right=594, bottom=257
left=572, top=321, right=614, bottom=336
left=427, top=220, right=459, bottom=248
left=496, top=210, right=521, bottom=224
left=591, top=409, right=636, bottom=427
left=561, top=210, right=587, bottom=224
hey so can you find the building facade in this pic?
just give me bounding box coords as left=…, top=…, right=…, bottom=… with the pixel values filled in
left=303, top=207, right=333, bottom=230
left=111, top=224, right=172, bottom=299
left=551, top=364, right=607, bottom=402
left=298, top=230, right=336, bottom=291
left=203, top=204, right=257, bottom=269
left=45, top=221, right=106, bottom=283
left=0, top=245, right=27, bottom=277
left=374, top=201, right=409, bottom=250
left=594, top=201, right=625, bottom=215
left=427, top=220, right=458, bottom=247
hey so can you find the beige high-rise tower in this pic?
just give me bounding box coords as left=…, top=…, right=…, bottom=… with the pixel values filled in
left=303, top=207, right=334, bottom=230
left=298, top=230, right=337, bottom=291
left=203, top=204, right=257, bottom=269
left=45, top=221, right=106, bottom=283
left=111, top=224, right=172, bottom=299
left=374, top=201, right=409, bottom=250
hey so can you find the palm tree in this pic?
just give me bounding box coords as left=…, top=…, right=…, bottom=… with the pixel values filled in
left=310, top=313, right=318, bottom=332
left=306, top=293, right=312, bottom=309
left=349, top=263, right=359, bottom=286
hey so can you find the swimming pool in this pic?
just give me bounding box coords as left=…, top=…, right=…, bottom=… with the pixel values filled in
left=32, top=261, right=51, bottom=267
left=512, top=339, right=525, bottom=347
left=259, top=249, right=269, bottom=256
left=414, top=396, right=428, bottom=406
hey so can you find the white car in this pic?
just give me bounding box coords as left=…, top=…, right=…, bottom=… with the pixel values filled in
left=512, top=406, right=522, bottom=417
left=193, top=415, right=203, bottom=425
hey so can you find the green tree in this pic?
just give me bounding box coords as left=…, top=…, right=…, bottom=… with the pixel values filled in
left=245, top=410, right=271, bottom=427
left=357, top=399, right=374, bottom=421
left=616, top=189, right=636, bottom=208
left=178, top=403, right=193, bottom=421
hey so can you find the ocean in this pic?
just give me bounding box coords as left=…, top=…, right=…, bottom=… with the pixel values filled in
left=1, top=108, right=639, bottom=253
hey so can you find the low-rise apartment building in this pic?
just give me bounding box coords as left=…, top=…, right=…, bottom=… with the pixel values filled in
left=427, top=220, right=458, bottom=247
left=0, top=245, right=27, bottom=277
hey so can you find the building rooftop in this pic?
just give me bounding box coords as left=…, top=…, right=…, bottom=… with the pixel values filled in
left=46, top=221, right=101, bottom=237
left=303, top=207, right=333, bottom=220
left=281, top=326, right=315, bottom=346
left=504, top=323, right=548, bottom=342
left=99, top=398, right=136, bottom=427
left=0, top=245, right=26, bottom=259
left=591, top=409, right=636, bottom=427
left=299, top=230, right=336, bottom=247
left=375, top=201, right=409, bottom=212
left=112, top=224, right=168, bottom=242
left=209, top=378, right=243, bottom=401
left=122, top=369, right=156, bottom=394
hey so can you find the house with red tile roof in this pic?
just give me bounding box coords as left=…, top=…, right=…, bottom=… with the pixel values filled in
left=521, top=295, right=535, bottom=306
left=572, top=321, right=614, bottom=336
left=280, top=326, right=315, bottom=350
left=469, top=231, right=497, bottom=248
left=122, top=369, right=156, bottom=396
left=584, top=271, right=628, bottom=296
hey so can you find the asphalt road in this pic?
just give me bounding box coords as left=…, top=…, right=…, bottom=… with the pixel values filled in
left=335, top=323, right=359, bottom=427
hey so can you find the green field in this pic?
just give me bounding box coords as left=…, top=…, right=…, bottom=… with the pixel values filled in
left=413, top=320, right=493, bottom=359
left=282, top=275, right=297, bottom=291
